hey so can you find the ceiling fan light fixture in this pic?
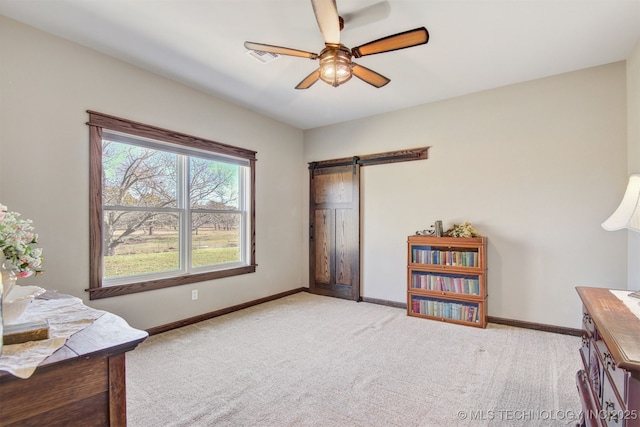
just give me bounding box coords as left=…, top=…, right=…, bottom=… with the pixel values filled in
left=319, top=45, right=352, bottom=87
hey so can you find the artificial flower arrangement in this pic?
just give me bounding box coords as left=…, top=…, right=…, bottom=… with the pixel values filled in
left=445, top=221, right=480, bottom=238
left=0, top=204, right=44, bottom=277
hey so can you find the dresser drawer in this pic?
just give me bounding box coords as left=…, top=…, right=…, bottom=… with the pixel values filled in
left=601, top=372, right=626, bottom=426
left=596, top=340, right=628, bottom=403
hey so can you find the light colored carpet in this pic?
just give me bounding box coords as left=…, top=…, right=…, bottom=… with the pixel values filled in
left=126, top=292, right=582, bottom=426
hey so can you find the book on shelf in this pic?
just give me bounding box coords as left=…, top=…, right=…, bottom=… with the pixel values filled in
left=411, top=272, right=480, bottom=295
left=411, top=296, right=479, bottom=323
left=412, top=247, right=479, bottom=267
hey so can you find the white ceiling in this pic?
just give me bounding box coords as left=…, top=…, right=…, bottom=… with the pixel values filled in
left=1, top=0, right=639, bottom=130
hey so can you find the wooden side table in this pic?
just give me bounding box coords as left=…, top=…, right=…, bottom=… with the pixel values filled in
left=0, top=294, right=147, bottom=426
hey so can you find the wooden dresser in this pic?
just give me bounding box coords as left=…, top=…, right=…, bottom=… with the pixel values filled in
left=0, top=296, right=148, bottom=426
left=576, top=286, right=640, bottom=427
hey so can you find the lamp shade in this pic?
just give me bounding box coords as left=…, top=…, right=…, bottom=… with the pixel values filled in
left=602, top=174, right=640, bottom=232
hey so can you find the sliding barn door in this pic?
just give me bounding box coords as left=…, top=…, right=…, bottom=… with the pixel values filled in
left=309, top=164, right=360, bottom=301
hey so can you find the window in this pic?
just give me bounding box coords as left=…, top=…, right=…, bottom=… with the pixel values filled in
left=87, top=111, right=256, bottom=299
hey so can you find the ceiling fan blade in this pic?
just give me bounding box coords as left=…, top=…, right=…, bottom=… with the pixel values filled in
left=351, top=27, right=429, bottom=58
left=342, top=1, right=391, bottom=30
left=351, top=63, right=390, bottom=88
left=244, top=41, right=318, bottom=59
left=311, top=0, right=341, bottom=45
left=295, top=69, right=321, bottom=89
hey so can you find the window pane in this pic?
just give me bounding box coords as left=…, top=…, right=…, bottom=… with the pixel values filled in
left=192, top=212, right=241, bottom=268
left=103, top=141, right=177, bottom=208
left=103, top=211, right=179, bottom=279
left=190, top=157, right=239, bottom=210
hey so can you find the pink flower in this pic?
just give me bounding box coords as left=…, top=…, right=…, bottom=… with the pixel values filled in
left=16, top=270, right=34, bottom=278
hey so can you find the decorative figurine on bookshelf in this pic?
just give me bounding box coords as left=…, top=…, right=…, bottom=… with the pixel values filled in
left=415, top=228, right=433, bottom=236
left=445, top=221, right=480, bottom=238
left=415, top=220, right=444, bottom=237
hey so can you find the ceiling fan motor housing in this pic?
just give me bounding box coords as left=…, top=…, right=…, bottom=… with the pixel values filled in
left=319, top=45, right=352, bottom=87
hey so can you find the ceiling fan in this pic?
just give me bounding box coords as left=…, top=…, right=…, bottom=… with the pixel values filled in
left=244, top=0, right=429, bottom=89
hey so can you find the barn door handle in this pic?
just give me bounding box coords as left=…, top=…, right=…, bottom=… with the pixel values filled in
left=310, top=224, right=314, bottom=240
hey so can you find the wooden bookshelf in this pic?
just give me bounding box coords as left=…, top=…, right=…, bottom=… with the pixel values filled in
left=407, top=235, right=487, bottom=328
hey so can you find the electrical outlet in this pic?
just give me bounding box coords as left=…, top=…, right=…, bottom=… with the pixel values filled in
left=191, top=289, right=198, bottom=300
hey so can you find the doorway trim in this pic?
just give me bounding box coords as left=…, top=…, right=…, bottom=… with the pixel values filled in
left=309, top=146, right=429, bottom=173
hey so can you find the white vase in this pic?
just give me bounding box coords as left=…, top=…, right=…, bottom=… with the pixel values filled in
left=1, top=261, right=17, bottom=301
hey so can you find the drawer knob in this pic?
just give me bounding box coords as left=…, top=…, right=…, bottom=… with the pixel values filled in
left=604, top=400, right=619, bottom=422
left=603, top=352, right=616, bottom=371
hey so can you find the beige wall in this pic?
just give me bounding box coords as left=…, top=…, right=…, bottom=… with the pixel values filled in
left=1, top=15, right=634, bottom=331
left=627, top=39, right=640, bottom=289
left=0, top=16, right=305, bottom=330
left=304, top=63, right=628, bottom=329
